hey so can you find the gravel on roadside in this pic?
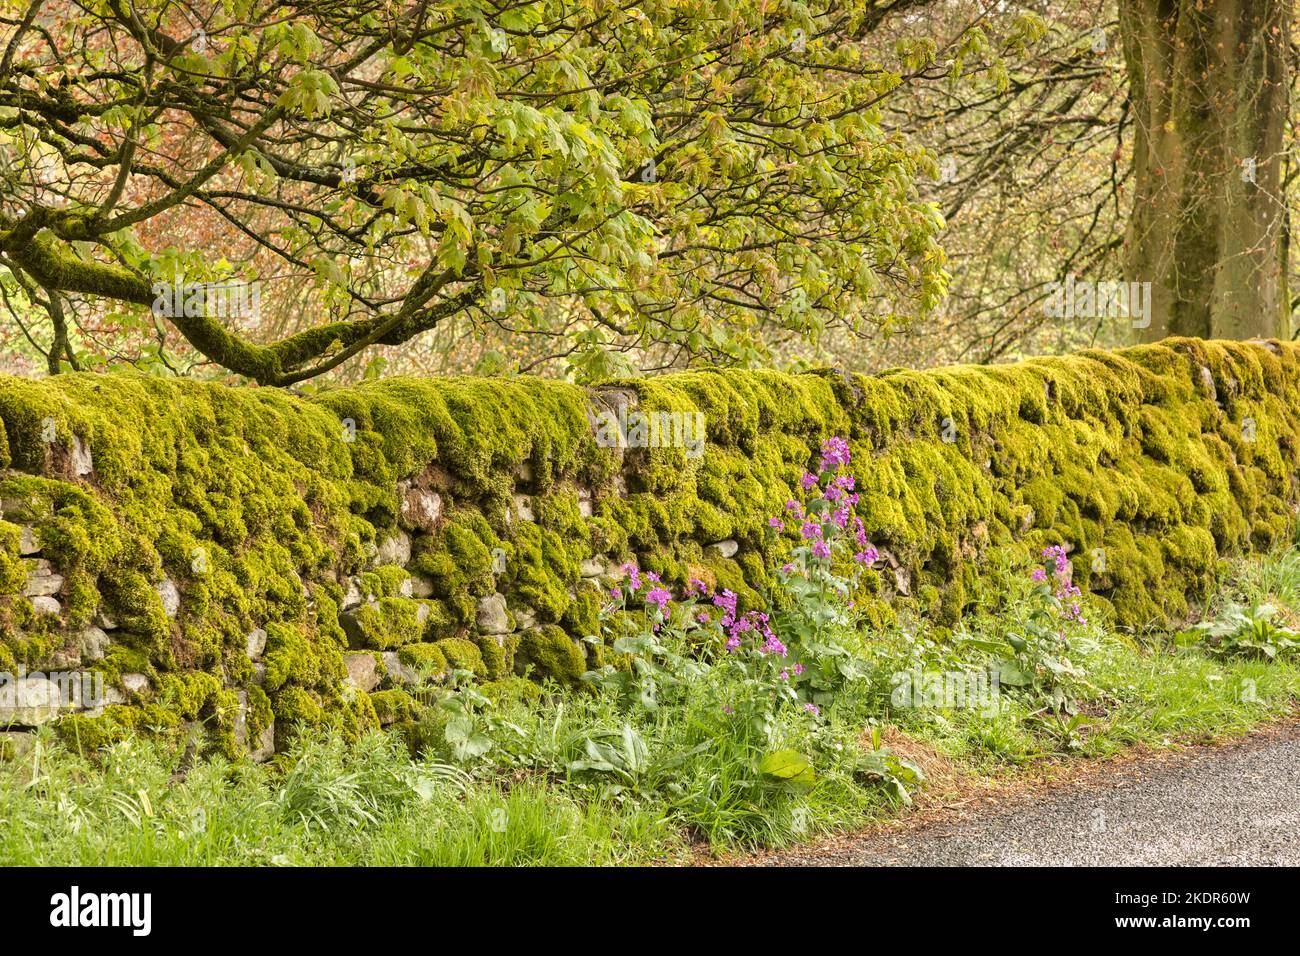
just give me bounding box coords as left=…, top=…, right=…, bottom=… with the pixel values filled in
left=759, top=722, right=1300, bottom=866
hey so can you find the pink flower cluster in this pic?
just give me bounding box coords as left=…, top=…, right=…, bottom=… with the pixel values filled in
left=775, top=437, right=877, bottom=567
left=713, top=589, right=787, bottom=656
left=1038, top=545, right=1085, bottom=624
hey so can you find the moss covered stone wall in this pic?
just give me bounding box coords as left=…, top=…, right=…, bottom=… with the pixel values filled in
left=1, top=337, right=1297, bottom=757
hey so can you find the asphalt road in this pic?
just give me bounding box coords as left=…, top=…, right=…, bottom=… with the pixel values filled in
left=765, top=724, right=1300, bottom=866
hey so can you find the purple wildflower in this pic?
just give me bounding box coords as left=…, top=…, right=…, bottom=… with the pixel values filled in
left=818, top=436, right=851, bottom=471
left=645, top=586, right=672, bottom=612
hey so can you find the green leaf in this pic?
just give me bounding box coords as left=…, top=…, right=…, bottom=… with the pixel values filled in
left=759, top=749, right=816, bottom=789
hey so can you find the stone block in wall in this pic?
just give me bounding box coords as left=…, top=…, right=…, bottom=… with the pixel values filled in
left=380, top=651, right=416, bottom=686
left=18, top=526, right=40, bottom=555
left=342, top=652, right=380, bottom=692
left=708, top=539, right=739, bottom=558
left=30, top=596, right=61, bottom=615
left=374, top=529, right=412, bottom=567
left=23, top=559, right=63, bottom=596
left=476, top=593, right=511, bottom=635
left=340, top=597, right=443, bottom=650
left=246, top=628, right=267, bottom=661
left=0, top=676, right=66, bottom=727
left=233, top=690, right=275, bottom=763
left=399, top=484, right=443, bottom=533
left=156, top=577, right=180, bottom=618
left=77, top=626, right=111, bottom=662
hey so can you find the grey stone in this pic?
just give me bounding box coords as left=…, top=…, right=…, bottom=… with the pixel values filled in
left=1, top=731, right=36, bottom=759
left=100, top=686, right=127, bottom=708
left=77, top=626, right=111, bottom=662
left=45, top=642, right=81, bottom=670
left=156, top=577, right=181, bottom=618
left=513, top=493, right=535, bottom=522
left=397, top=575, right=414, bottom=598
left=892, top=566, right=911, bottom=597
left=342, top=652, right=379, bottom=692
left=251, top=721, right=275, bottom=762
left=374, top=529, right=411, bottom=567
left=0, top=676, right=65, bottom=726
left=515, top=460, right=534, bottom=484
left=709, top=539, right=740, bottom=559
left=234, top=691, right=276, bottom=762
left=514, top=605, right=538, bottom=631
left=577, top=489, right=593, bottom=518
left=70, top=434, right=93, bottom=476
left=93, top=606, right=118, bottom=630
left=1199, top=366, right=1216, bottom=397
left=251, top=662, right=267, bottom=686
left=246, top=628, right=267, bottom=661
left=399, top=486, right=443, bottom=533
left=121, top=672, right=150, bottom=695
left=476, top=593, right=511, bottom=635
left=18, top=526, right=41, bottom=555
left=580, top=556, right=609, bottom=578
left=24, top=560, right=63, bottom=597
left=381, top=651, right=415, bottom=686
left=341, top=577, right=362, bottom=610
left=0, top=497, right=35, bottom=520
left=408, top=574, right=435, bottom=598
left=69, top=673, right=110, bottom=713
left=30, top=596, right=61, bottom=616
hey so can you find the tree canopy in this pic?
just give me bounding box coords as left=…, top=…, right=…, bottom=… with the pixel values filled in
left=1, top=0, right=1060, bottom=383
left=1, top=1, right=1295, bottom=384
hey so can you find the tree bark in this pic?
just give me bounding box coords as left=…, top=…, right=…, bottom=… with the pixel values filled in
left=1120, top=0, right=1292, bottom=341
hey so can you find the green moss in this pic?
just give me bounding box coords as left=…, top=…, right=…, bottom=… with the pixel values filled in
left=369, top=688, right=419, bottom=725
left=506, top=521, right=575, bottom=624
left=481, top=675, right=543, bottom=706
left=342, top=597, right=430, bottom=650
left=359, top=566, right=410, bottom=600
left=396, top=642, right=448, bottom=678
left=561, top=584, right=602, bottom=638
left=435, top=637, right=485, bottom=677
left=5, top=338, right=1300, bottom=754
left=473, top=635, right=510, bottom=679
left=515, top=625, right=587, bottom=685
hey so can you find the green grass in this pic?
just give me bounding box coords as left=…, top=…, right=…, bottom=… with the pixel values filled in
left=3, top=549, right=1299, bottom=866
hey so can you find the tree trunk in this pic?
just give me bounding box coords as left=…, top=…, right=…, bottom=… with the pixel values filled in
left=1120, top=0, right=1292, bottom=341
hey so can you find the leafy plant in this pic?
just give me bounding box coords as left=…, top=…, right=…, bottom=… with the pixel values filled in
left=1186, top=602, right=1300, bottom=661
left=436, top=673, right=525, bottom=764
left=851, top=729, right=925, bottom=806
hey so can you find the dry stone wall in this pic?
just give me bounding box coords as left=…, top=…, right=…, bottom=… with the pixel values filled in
left=1, top=337, right=1298, bottom=759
